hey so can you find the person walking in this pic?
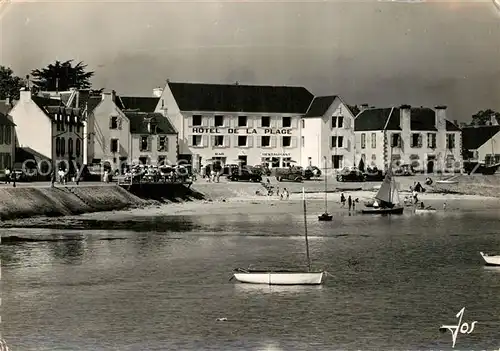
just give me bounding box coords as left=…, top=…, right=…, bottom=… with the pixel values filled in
left=4, top=167, right=10, bottom=184
left=348, top=195, right=352, bottom=211
left=340, top=193, right=346, bottom=207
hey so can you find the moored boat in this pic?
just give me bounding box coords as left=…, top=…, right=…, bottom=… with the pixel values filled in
left=361, top=168, right=404, bottom=215
left=318, top=213, right=333, bottom=221
left=232, top=188, right=327, bottom=285
left=233, top=268, right=325, bottom=285
left=415, top=208, right=437, bottom=214
left=317, top=157, right=333, bottom=221
left=480, top=252, right=500, bottom=266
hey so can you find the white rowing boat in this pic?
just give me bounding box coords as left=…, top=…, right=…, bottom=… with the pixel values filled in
left=480, top=252, right=500, bottom=266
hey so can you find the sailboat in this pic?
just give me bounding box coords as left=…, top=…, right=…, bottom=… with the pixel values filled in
left=361, top=168, right=404, bottom=215
left=318, top=157, right=333, bottom=221
left=232, top=188, right=326, bottom=285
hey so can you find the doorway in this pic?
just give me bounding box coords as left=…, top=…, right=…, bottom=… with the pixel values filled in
left=427, top=155, right=435, bottom=174
left=332, top=155, right=343, bottom=169
left=238, top=155, right=247, bottom=167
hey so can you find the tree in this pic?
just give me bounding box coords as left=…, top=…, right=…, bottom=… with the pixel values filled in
left=469, top=109, right=500, bottom=126
left=30, top=60, right=94, bottom=91
left=348, top=105, right=361, bottom=116
left=0, top=66, right=24, bottom=100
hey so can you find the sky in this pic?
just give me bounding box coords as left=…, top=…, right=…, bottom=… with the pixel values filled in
left=1, top=0, right=499, bottom=122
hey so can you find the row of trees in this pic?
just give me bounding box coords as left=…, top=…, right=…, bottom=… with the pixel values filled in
left=0, top=60, right=99, bottom=101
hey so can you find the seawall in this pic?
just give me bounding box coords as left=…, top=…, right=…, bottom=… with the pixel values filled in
left=0, top=185, right=150, bottom=221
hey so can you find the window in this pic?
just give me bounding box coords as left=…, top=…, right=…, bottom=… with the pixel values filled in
left=427, top=133, right=437, bottom=148
left=60, top=137, right=66, bottom=155
left=446, top=134, right=455, bottom=149
left=337, top=117, right=343, bottom=128
left=331, top=136, right=337, bottom=148
left=158, top=156, right=166, bottom=165
left=261, top=116, right=270, bottom=127
left=391, top=133, right=401, bottom=148
left=332, top=116, right=337, bottom=128
left=282, top=136, right=291, bottom=147
left=140, top=136, right=149, bottom=151
left=238, top=135, right=247, bottom=147
left=192, top=135, right=202, bottom=147
left=282, top=117, right=291, bottom=128
left=192, top=115, right=202, bottom=126
left=411, top=133, right=422, bottom=148
left=68, top=138, right=74, bottom=155
left=55, top=137, right=60, bottom=156
left=301, top=119, right=305, bottom=128
left=215, top=115, right=224, bottom=127
left=338, top=136, right=344, bottom=148
left=361, top=133, right=366, bottom=149
left=69, top=121, right=73, bottom=133
left=158, top=136, right=167, bottom=151
left=76, top=139, right=81, bottom=156
left=214, top=135, right=224, bottom=147
left=238, top=116, right=247, bottom=127
left=110, top=116, right=118, bottom=129
left=282, top=157, right=292, bottom=167
left=110, top=138, right=119, bottom=153
left=0, top=126, right=3, bottom=144
left=261, top=136, right=271, bottom=147
left=301, top=136, right=304, bottom=147
left=371, top=133, right=376, bottom=148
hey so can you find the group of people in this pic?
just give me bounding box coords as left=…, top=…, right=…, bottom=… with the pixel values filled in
left=200, top=163, right=223, bottom=183
left=340, top=193, right=359, bottom=211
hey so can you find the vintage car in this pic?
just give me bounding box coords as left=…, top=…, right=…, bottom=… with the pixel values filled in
left=275, top=167, right=303, bottom=182
left=336, top=168, right=366, bottom=182
left=228, top=168, right=262, bottom=182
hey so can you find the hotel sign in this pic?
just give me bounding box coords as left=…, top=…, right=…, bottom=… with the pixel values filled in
left=191, top=127, right=292, bottom=135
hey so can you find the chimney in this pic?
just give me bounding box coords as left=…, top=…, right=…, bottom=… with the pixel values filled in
left=491, top=114, right=498, bottom=126
left=235, top=81, right=239, bottom=85
left=153, top=87, right=163, bottom=97
left=399, top=104, right=411, bottom=133
left=453, top=119, right=458, bottom=126
left=434, top=105, right=447, bottom=131
left=19, top=87, right=32, bottom=101
left=75, top=90, right=79, bottom=109
left=360, top=103, right=369, bottom=111
left=5, top=97, right=10, bottom=106
left=111, top=90, right=116, bottom=102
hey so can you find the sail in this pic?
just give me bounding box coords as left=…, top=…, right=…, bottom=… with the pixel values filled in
left=391, top=182, right=400, bottom=205
left=374, top=170, right=393, bottom=203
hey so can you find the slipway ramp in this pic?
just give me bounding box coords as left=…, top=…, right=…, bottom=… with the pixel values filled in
left=190, top=182, right=264, bottom=201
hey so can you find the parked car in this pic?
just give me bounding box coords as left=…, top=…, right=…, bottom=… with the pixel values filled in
left=304, top=166, right=322, bottom=180
left=336, top=168, right=366, bottom=182
left=252, top=164, right=271, bottom=176
left=275, top=167, right=303, bottom=182
left=228, top=168, right=262, bottom=182
left=394, top=164, right=415, bottom=176
left=364, top=168, right=385, bottom=181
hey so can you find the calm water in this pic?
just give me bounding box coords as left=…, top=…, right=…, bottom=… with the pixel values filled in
left=2, top=205, right=500, bottom=350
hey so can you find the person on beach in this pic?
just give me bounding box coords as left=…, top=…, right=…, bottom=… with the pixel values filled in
left=4, top=167, right=10, bottom=184
left=51, top=170, right=56, bottom=187
left=284, top=188, right=289, bottom=200
left=412, top=189, right=418, bottom=204
left=340, top=193, right=346, bottom=207
left=348, top=195, right=352, bottom=211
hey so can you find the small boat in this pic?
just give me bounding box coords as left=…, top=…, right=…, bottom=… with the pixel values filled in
left=318, top=157, right=333, bottom=221
left=435, top=179, right=459, bottom=185
left=415, top=208, right=437, bottom=214
left=479, top=252, right=500, bottom=266
left=318, top=213, right=333, bottom=221
left=361, top=168, right=404, bottom=215
left=232, top=188, right=327, bottom=285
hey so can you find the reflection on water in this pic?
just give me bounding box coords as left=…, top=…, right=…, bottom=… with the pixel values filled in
left=1, top=209, right=500, bottom=350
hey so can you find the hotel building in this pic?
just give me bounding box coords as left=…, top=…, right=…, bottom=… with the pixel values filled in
left=154, top=81, right=357, bottom=170
left=354, top=105, right=462, bottom=172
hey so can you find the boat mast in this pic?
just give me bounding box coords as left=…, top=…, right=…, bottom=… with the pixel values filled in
left=324, top=156, right=327, bottom=213
left=303, top=187, right=311, bottom=272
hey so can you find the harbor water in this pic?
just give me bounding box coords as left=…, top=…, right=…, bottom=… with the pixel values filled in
left=1, top=205, right=500, bottom=350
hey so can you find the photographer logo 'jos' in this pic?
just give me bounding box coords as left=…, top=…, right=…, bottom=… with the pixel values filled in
left=440, top=307, right=477, bottom=348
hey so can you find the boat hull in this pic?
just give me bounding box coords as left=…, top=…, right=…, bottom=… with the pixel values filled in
left=233, top=271, right=325, bottom=285
left=361, top=206, right=404, bottom=215
left=318, top=214, right=333, bottom=221
left=415, top=209, right=436, bottom=214
left=480, top=252, right=500, bottom=266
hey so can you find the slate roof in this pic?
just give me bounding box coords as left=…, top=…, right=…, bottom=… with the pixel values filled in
left=86, top=96, right=102, bottom=114
left=116, top=96, right=159, bottom=113
left=167, top=82, right=314, bottom=114
left=355, top=108, right=401, bottom=131
left=0, top=112, right=15, bottom=126
left=124, top=112, right=177, bottom=135
left=304, top=96, right=336, bottom=118
left=355, top=106, right=461, bottom=132
left=462, top=125, right=500, bottom=150
left=15, top=146, right=51, bottom=163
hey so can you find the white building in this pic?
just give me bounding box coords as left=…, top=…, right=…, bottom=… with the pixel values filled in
left=301, top=96, right=357, bottom=170
left=154, top=81, right=316, bottom=170
left=462, top=116, right=500, bottom=166
left=354, top=105, right=462, bottom=172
